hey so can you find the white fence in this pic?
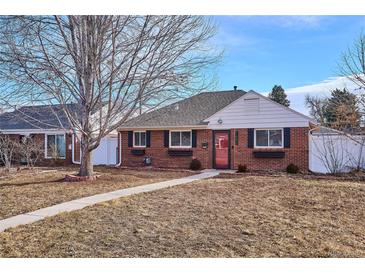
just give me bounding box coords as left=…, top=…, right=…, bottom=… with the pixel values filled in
left=92, top=136, right=118, bottom=165
left=309, top=134, right=365, bottom=173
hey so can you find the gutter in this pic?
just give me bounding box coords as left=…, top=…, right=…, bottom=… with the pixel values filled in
left=117, top=125, right=208, bottom=131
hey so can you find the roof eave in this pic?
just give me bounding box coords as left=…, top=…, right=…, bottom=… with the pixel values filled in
left=117, top=124, right=208, bottom=131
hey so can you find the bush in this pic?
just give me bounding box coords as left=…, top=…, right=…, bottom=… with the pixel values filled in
left=190, top=158, right=202, bottom=170
left=237, top=164, right=248, bottom=173
left=286, top=163, right=299, bottom=174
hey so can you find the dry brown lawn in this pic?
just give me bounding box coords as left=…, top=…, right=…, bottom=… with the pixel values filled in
left=0, top=174, right=364, bottom=258
left=0, top=166, right=192, bottom=219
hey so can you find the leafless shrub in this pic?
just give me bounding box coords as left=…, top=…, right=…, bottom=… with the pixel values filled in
left=49, top=143, right=63, bottom=166
left=346, top=135, right=365, bottom=172
left=18, top=135, right=44, bottom=168
left=0, top=133, right=17, bottom=171
left=311, top=134, right=348, bottom=174
left=311, top=131, right=365, bottom=174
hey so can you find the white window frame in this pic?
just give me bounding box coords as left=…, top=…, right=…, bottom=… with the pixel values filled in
left=45, top=133, right=66, bottom=159
left=254, top=128, right=284, bottom=149
left=169, top=130, right=192, bottom=148
left=133, top=131, right=147, bottom=148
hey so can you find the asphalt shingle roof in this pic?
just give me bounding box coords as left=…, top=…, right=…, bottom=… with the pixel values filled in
left=0, top=104, right=74, bottom=130
left=121, top=90, right=246, bottom=128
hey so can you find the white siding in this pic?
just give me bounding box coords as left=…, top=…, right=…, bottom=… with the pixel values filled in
left=204, top=91, right=311, bottom=129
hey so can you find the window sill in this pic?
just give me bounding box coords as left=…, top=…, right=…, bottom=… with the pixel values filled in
left=253, top=146, right=284, bottom=149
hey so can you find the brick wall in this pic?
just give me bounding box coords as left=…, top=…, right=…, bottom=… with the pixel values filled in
left=232, top=127, right=309, bottom=171
left=5, top=133, right=73, bottom=166
left=120, top=127, right=309, bottom=171
left=120, top=130, right=213, bottom=169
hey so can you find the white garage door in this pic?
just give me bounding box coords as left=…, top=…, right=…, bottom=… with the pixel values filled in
left=92, top=137, right=118, bottom=165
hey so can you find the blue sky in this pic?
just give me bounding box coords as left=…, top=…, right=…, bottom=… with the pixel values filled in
left=212, top=16, right=365, bottom=114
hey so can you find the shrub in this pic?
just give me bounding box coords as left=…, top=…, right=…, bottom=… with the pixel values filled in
left=190, top=158, right=202, bottom=170
left=237, top=164, right=248, bottom=173
left=286, top=163, right=299, bottom=174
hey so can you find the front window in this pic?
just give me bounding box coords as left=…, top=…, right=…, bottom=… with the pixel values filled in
left=255, top=129, right=283, bottom=148
left=46, top=134, right=66, bottom=158
left=133, top=131, right=146, bottom=147
left=170, top=131, right=191, bottom=148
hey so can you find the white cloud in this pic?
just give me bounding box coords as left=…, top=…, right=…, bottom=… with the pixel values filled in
left=263, top=76, right=362, bottom=115
left=286, top=76, right=360, bottom=95
left=276, top=16, right=325, bottom=29
left=225, top=15, right=329, bottom=31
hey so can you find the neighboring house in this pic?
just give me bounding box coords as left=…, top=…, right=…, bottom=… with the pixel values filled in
left=0, top=104, right=118, bottom=165
left=118, top=89, right=315, bottom=171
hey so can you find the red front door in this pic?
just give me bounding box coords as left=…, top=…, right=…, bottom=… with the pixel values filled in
left=214, top=131, right=230, bottom=169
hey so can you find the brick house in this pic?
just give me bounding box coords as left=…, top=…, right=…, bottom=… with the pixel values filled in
left=0, top=104, right=118, bottom=166
left=118, top=90, right=314, bottom=171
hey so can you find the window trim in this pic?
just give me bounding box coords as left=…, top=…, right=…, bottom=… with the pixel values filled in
left=169, top=130, right=192, bottom=148
left=254, top=128, right=284, bottom=149
left=133, top=131, right=147, bottom=148
left=44, top=133, right=66, bottom=159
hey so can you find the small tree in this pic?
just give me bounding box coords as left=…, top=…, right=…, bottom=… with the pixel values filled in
left=305, top=88, right=361, bottom=132
left=326, top=88, right=361, bottom=131
left=305, top=95, right=328, bottom=125
left=268, top=85, right=290, bottom=107
left=18, top=136, right=44, bottom=168
left=0, top=134, right=17, bottom=171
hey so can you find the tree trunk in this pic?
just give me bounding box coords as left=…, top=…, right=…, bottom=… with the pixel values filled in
left=79, top=144, right=93, bottom=176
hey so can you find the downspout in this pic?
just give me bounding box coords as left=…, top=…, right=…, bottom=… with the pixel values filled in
left=115, top=131, right=122, bottom=167
left=71, top=128, right=81, bottom=165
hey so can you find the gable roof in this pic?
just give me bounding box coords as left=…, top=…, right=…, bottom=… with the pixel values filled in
left=120, top=90, right=246, bottom=128
left=0, top=104, right=76, bottom=131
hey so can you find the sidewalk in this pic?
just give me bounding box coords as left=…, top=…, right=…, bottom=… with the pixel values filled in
left=0, top=170, right=220, bottom=233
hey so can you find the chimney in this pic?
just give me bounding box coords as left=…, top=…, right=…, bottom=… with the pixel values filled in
left=233, top=85, right=238, bottom=91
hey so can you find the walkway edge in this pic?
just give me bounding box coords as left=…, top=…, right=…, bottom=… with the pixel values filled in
left=0, top=170, right=219, bottom=233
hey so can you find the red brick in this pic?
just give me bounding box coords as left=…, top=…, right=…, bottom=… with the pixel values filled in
left=119, top=128, right=309, bottom=172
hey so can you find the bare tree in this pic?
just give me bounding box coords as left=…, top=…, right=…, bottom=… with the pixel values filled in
left=305, top=95, right=328, bottom=125
left=339, top=33, right=365, bottom=125
left=18, top=135, right=44, bottom=168
left=0, top=133, right=17, bottom=171
left=0, top=16, right=220, bottom=176
left=340, top=33, right=365, bottom=92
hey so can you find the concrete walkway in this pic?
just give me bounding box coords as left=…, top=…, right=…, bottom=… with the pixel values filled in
left=0, top=170, right=220, bottom=233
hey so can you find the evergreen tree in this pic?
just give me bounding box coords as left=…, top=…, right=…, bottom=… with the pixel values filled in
left=268, top=85, right=290, bottom=107
left=325, top=88, right=361, bottom=130
left=306, top=88, right=361, bottom=131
